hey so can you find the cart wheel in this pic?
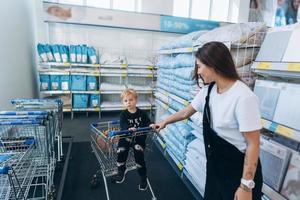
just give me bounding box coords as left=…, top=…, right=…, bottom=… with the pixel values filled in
left=151, top=197, right=157, bottom=200
left=48, top=185, right=56, bottom=200
left=91, top=174, right=99, bottom=188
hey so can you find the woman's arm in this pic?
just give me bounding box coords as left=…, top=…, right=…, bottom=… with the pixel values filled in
left=234, top=130, right=260, bottom=200
left=150, top=104, right=197, bottom=131
left=242, top=130, right=260, bottom=183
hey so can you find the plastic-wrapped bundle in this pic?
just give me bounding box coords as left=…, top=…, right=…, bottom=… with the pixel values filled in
left=75, top=45, right=82, bottom=63
left=50, top=75, right=60, bottom=90
left=157, top=56, right=173, bottom=68
left=44, top=44, right=54, bottom=62
left=37, top=44, right=48, bottom=62
left=86, top=76, right=98, bottom=91
left=174, top=67, right=194, bottom=80
left=70, top=45, right=76, bottom=63
left=173, top=30, right=207, bottom=48
left=190, top=112, right=203, bottom=127
left=51, top=45, right=62, bottom=63
left=88, top=47, right=98, bottom=64
left=174, top=122, right=192, bottom=138
left=90, top=94, right=100, bottom=108
left=40, top=75, right=50, bottom=91
left=59, top=45, right=68, bottom=63
left=71, top=75, right=86, bottom=91
left=73, top=94, right=88, bottom=108
left=195, top=22, right=267, bottom=47
left=60, top=75, right=70, bottom=91
left=174, top=54, right=195, bottom=68
left=81, top=45, right=88, bottom=63
left=169, top=99, right=185, bottom=111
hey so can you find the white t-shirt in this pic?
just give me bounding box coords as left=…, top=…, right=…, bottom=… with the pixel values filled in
left=191, top=80, right=262, bottom=152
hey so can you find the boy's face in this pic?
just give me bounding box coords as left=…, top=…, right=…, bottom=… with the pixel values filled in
left=122, top=94, right=137, bottom=110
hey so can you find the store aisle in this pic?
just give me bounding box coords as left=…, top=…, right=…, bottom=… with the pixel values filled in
left=60, top=114, right=195, bottom=200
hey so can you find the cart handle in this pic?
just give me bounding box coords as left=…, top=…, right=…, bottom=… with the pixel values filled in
left=0, top=119, right=44, bottom=125
left=0, top=111, right=48, bottom=116
left=11, top=98, right=62, bottom=104
left=109, top=127, right=152, bottom=137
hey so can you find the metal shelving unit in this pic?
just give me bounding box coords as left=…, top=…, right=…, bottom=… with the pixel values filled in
left=38, top=61, right=101, bottom=118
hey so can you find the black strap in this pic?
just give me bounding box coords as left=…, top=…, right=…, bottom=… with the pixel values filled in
left=204, top=82, right=215, bottom=124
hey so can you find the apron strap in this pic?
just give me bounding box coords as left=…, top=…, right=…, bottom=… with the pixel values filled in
left=204, top=82, right=215, bottom=124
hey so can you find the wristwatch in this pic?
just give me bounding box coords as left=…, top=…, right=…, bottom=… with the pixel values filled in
left=241, top=178, right=255, bottom=189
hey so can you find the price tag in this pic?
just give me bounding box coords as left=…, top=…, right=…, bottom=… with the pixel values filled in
left=257, top=62, right=271, bottom=69
left=287, top=63, right=300, bottom=72
left=147, top=74, right=154, bottom=78
left=183, top=100, right=189, bottom=106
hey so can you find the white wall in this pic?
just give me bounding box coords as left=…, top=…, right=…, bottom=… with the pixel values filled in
left=0, top=1, right=38, bottom=109
left=140, top=0, right=173, bottom=15
left=229, top=0, right=251, bottom=23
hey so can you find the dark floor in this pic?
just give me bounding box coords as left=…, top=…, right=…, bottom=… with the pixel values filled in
left=59, top=112, right=196, bottom=200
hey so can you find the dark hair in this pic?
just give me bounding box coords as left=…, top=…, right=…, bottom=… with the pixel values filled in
left=193, top=41, right=239, bottom=86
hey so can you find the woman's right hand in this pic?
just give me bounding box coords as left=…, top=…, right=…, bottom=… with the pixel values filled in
left=149, top=121, right=167, bottom=132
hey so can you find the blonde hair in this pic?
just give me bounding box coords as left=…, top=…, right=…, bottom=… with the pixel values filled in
left=121, top=89, right=138, bottom=100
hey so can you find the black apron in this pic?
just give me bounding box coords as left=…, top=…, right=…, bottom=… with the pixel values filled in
left=202, top=82, right=263, bottom=200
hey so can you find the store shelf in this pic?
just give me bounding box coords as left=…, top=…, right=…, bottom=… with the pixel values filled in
left=63, top=108, right=72, bottom=112
left=39, top=62, right=100, bottom=68
left=156, top=135, right=167, bottom=149
left=158, top=47, right=195, bottom=54
left=100, top=73, right=127, bottom=77
left=71, top=72, right=100, bottom=76
left=261, top=118, right=300, bottom=143
left=72, top=108, right=100, bottom=112
left=100, top=64, right=128, bottom=68
left=71, top=63, right=100, bottom=68
left=157, top=88, right=190, bottom=106
left=72, top=91, right=100, bottom=94
left=39, top=62, right=71, bottom=67
left=100, top=90, right=152, bottom=94
left=251, top=62, right=300, bottom=79
left=182, top=170, right=204, bottom=200
left=40, top=90, right=71, bottom=94
left=39, top=71, right=69, bottom=75
left=262, top=183, right=287, bottom=200
left=128, top=74, right=155, bottom=78
left=127, top=65, right=155, bottom=70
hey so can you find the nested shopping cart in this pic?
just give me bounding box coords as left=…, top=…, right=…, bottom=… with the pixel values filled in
left=11, top=99, right=64, bottom=162
left=90, top=120, right=157, bottom=200
left=0, top=111, right=56, bottom=199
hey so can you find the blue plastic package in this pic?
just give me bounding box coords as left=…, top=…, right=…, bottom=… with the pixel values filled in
left=44, top=44, right=54, bottom=62
left=73, top=94, right=88, bottom=108
left=90, top=94, right=100, bottom=108
left=86, top=76, right=97, bottom=91
left=59, top=45, right=68, bottom=63
left=70, top=45, right=76, bottom=63
left=76, top=45, right=82, bottom=63
left=64, top=45, right=69, bottom=62
left=71, top=75, right=86, bottom=91
left=81, top=45, right=88, bottom=63
left=87, top=47, right=97, bottom=64
left=50, top=75, right=60, bottom=90
left=51, top=45, right=62, bottom=63
left=37, top=43, right=48, bottom=62
left=40, top=75, right=50, bottom=91
left=60, top=75, right=70, bottom=91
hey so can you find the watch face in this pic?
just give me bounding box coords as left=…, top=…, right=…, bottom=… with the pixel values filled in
left=249, top=181, right=255, bottom=188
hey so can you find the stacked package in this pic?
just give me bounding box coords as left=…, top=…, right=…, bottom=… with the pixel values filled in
left=194, top=22, right=267, bottom=87
left=37, top=43, right=98, bottom=64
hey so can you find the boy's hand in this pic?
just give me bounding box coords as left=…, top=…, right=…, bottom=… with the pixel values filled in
left=128, top=127, right=137, bottom=132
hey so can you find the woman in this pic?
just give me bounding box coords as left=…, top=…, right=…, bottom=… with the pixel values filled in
left=151, top=42, right=263, bottom=200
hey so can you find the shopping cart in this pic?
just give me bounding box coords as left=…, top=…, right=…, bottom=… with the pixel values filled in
left=0, top=136, right=36, bottom=200
left=0, top=112, right=56, bottom=199
left=11, top=98, right=64, bottom=162
left=90, top=120, right=157, bottom=200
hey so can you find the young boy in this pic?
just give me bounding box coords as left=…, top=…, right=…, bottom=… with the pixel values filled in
left=115, top=89, right=151, bottom=191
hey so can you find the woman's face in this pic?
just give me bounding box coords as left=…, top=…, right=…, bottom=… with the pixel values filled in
left=196, top=58, right=215, bottom=84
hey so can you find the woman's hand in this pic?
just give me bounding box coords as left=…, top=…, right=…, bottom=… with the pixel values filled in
left=149, top=121, right=167, bottom=132
left=234, top=186, right=252, bottom=200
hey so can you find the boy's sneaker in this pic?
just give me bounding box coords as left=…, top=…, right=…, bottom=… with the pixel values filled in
left=138, top=177, right=148, bottom=191
left=115, top=170, right=127, bottom=184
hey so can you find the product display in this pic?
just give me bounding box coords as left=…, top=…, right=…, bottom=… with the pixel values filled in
left=260, top=138, right=291, bottom=191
